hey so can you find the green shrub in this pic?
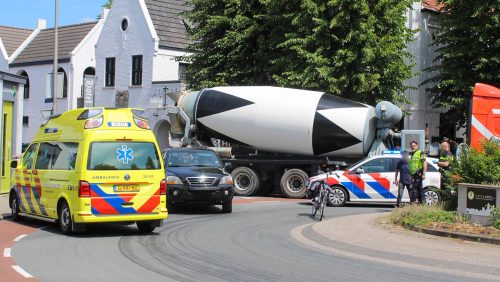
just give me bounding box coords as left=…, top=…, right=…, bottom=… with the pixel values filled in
left=449, top=139, right=500, bottom=186
left=389, top=204, right=460, bottom=227
left=492, top=208, right=500, bottom=230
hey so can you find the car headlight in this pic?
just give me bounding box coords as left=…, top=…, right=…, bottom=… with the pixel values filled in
left=166, top=176, right=183, bottom=185
left=220, top=176, right=233, bottom=185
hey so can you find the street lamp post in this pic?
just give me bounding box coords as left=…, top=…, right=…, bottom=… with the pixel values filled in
left=51, top=0, right=59, bottom=114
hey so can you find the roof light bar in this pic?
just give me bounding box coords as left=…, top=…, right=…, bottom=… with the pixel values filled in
left=84, top=116, right=103, bottom=129
left=78, top=109, right=103, bottom=120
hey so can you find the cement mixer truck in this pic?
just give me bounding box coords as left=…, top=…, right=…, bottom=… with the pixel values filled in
left=164, top=86, right=403, bottom=198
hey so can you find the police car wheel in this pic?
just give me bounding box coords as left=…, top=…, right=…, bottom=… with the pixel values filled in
left=59, top=202, right=73, bottom=235
left=327, top=187, right=347, bottom=207
left=424, top=188, right=440, bottom=206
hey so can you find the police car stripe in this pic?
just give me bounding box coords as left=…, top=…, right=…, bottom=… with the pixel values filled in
left=343, top=181, right=371, bottom=199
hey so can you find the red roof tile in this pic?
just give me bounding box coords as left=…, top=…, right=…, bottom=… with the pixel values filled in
left=422, top=0, right=445, bottom=12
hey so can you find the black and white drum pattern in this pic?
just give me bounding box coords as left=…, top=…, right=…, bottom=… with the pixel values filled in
left=192, top=86, right=377, bottom=157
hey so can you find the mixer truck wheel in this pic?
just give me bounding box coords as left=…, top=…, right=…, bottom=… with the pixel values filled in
left=231, top=167, right=261, bottom=196
left=280, top=169, right=308, bottom=198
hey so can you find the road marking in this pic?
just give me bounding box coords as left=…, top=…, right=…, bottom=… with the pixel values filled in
left=13, top=234, right=27, bottom=242
left=11, top=265, right=34, bottom=278
left=3, top=248, right=11, bottom=257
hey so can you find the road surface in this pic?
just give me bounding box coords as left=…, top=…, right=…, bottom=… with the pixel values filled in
left=7, top=199, right=490, bottom=281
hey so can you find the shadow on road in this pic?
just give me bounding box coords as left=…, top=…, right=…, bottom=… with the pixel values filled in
left=168, top=203, right=224, bottom=215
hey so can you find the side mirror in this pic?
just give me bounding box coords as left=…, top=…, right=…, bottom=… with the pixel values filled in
left=224, top=162, right=232, bottom=170
left=356, top=167, right=364, bottom=174
left=10, top=160, right=18, bottom=169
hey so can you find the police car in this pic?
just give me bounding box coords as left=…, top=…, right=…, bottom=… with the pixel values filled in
left=309, top=152, right=441, bottom=207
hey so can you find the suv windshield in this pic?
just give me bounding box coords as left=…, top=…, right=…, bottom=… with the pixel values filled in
left=166, top=150, right=221, bottom=167
left=88, top=142, right=161, bottom=170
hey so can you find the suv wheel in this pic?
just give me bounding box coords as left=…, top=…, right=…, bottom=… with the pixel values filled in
left=59, top=201, right=73, bottom=235
left=222, top=201, right=232, bottom=213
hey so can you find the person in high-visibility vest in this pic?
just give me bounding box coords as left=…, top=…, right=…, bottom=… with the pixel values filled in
left=409, top=140, right=427, bottom=204
left=436, top=141, right=454, bottom=189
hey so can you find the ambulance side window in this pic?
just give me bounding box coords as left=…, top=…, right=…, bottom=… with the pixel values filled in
left=22, top=144, right=38, bottom=170
left=35, top=142, right=79, bottom=170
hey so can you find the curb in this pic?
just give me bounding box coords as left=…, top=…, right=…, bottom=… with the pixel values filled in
left=406, top=224, right=500, bottom=245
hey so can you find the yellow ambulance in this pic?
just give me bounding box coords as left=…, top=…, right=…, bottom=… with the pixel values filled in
left=8, top=108, right=168, bottom=234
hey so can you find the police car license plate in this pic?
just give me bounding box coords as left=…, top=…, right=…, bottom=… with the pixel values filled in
left=114, top=185, right=140, bottom=192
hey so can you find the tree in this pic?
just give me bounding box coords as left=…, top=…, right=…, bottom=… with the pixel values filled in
left=426, top=0, right=500, bottom=128
left=103, top=0, right=112, bottom=9
left=182, top=0, right=414, bottom=105
left=97, top=0, right=113, bottom=19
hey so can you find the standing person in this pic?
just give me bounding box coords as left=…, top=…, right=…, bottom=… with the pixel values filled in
left=437, top=141, right=454, bottom=189
left=395, top=150, right=414, bottom=206
left=409, top=141, right=427, bottom=204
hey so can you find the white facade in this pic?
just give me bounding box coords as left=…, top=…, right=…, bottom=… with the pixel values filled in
left=95, top=0, right=191, bottom=151
left=404, top=2, right=464, bottom=141
left=9, top=20, right=104, bottom=144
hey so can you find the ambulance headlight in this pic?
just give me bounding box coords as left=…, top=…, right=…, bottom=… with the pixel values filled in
left=84, top=116, right=103, bottom=129
left=220, top=176, right=233, bottom=185
left=166, top=176, right=182, bottom=185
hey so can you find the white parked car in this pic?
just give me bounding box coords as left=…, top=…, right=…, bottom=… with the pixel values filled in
left=309, top=153, right=441, bottom=207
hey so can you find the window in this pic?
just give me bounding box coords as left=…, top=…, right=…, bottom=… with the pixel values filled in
left=121, top=18, right=129, bottom=31
left=353, top=158, right=393, bottom=174
left=58, top=67, right=68, bottom=98
left=88, top=142, right=161, bottom=170
left=426, top=161, right=438, bottom=172
left=23, top=116, right=29, bottom=126
left=166, top=150, right=222, bottom=167
left=131, top=55, right=142, bottom=86
left=19, top=71, right=29, bottom=99
left=105, top=57, right=116, bottom=87
left=22, top=144, right=38, bottom=170
left=179, top=63, right=188, bottom=82
left=35, top=142, right=79, bottom=170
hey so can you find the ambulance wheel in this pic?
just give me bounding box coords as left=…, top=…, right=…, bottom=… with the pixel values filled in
left=10, top=191, right=22, bottom=221
left=327, top=186, right=348, bottom=207
left=280, top=169, right=308, bottom=198
left=232, top=167, right=261, bottom=196
left=137, top=221, right=157, bottom=233
left=59, top=201, right=73, bottom=235
left=424, top=188, right=441, bottom=206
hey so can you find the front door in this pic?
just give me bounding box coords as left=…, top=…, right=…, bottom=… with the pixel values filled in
left=358, top=158, right=397, bottom=201
left=1, top=101, right=13, bottom=193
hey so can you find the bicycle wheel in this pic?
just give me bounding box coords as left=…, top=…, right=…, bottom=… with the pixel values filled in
left=319, top=189, right=329, bottom=221
left=312, top=189, right=322, bottom=217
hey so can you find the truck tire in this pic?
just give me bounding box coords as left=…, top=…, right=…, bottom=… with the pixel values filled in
left=280, top=169, right=308, bottom=198
left=231, top=167, right=261, bottom=196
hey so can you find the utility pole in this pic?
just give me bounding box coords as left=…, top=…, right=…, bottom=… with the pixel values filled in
left=51, top=0, right=59, bottom=114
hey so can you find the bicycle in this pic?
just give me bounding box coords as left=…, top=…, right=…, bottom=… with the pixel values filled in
left=308, top=173, right=333, bottom=221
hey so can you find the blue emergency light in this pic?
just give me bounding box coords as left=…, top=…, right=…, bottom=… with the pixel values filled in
left=382, top=150, right=401, bottom=155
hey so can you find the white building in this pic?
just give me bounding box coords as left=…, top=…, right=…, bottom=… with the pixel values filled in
left=404, top=0, right=465, bottom=142
left=8, top=17, right=105, bottom=143
left=95, top=0, right=191, bottom=151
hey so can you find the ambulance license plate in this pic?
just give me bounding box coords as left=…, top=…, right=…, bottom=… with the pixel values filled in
left=114, top=185, right=140, bottom=192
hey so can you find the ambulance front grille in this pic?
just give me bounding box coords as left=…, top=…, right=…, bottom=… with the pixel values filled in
left=186, top=177, right=217, bottom=186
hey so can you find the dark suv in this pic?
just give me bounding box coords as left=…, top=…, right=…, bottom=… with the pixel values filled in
left=163, top=148, right=234, bottom=213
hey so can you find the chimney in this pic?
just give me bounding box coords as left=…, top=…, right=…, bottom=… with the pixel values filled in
left=37, top=19, right=47, bottom=29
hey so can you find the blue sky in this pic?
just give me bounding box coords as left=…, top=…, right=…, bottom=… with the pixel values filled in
left=0, top=0, right=107, bottom=29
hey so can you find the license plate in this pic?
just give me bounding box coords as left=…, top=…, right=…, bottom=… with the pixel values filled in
left=113, top=185, right=140, bottom=192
